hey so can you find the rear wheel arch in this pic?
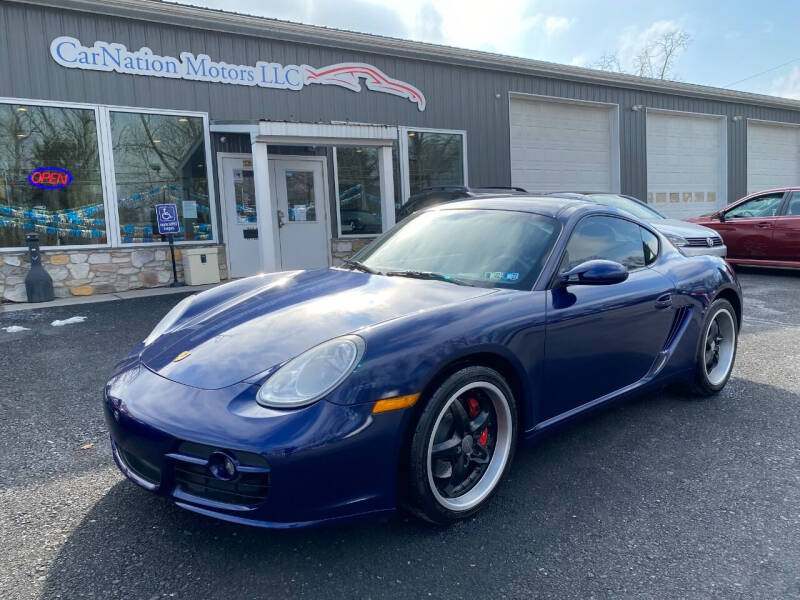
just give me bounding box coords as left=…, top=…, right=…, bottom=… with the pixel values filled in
left=715, top=287, right=741, bottom=330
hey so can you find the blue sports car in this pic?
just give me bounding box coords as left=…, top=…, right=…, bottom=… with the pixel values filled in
left=105, top=196, right=742, bottom=527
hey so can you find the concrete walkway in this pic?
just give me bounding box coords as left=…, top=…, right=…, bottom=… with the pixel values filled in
left=1, top=282, right=220, bottom=313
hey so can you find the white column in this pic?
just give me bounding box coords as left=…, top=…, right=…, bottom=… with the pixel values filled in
left=250, top=136, right=279, bottom=272
left=378, top=144, right=396, bottom=232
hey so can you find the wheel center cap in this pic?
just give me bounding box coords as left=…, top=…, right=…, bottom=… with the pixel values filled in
left=461, top=435, right=474, bottom=454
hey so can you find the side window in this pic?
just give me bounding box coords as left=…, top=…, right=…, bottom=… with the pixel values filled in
left=784, top=192, right=800, bottom=216
left=562, top=216, right=646, bottom=271
left=725, top=193, right=784, bottom=218
left=641, top=228, right=659, bottom=265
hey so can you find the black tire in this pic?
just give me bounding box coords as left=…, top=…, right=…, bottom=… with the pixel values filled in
left=691, top=298, right=738, bottom=397
left=406, top=366, right=517, bottom=524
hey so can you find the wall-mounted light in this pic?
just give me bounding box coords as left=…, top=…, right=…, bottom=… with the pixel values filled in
left=632, top=104, right=645, bottom=112
left=732, top=115, right=744, bottom=122
left=495, top=93, right=501, bottom=99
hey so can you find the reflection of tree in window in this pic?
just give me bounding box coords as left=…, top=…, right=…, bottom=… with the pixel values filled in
left=0, top=104, right=104, bottom=247
left=407, top=131, right=463, bottom=196
left=337, top=147, right=381, bottom=234
left=110, top=112, right=211, bottom=243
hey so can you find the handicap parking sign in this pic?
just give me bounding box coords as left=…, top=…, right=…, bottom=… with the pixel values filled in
left=155, top=203, right=180, bottom=235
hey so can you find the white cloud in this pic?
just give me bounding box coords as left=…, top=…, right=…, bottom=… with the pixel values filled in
left=617, top=19, right=681, bottom=64
left=174, top=0, right=574, bottom=59
left=543, top=16, right=574, bottom=37
left=770, top=66, right=800, bottom=100
left=391, top=0, right=575, bottom=56
left=570, top=54, right=588, bottom=67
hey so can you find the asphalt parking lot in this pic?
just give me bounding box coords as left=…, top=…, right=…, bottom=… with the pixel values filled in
left=1, top=268, right=799, bottom=600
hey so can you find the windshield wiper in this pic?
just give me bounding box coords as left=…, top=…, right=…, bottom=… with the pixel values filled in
left=342, top=259, right=379, bottom=274
left=384, top=270, right=471, bottom=286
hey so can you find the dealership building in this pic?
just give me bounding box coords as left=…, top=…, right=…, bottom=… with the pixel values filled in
left=2, top=0, right=800, bottom=301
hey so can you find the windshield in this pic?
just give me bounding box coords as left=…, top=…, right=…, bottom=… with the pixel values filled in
left=348, top=209, right=561, bottom=290
left=590, top=194, right=665, bottom=220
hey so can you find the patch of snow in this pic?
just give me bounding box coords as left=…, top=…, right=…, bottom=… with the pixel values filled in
left=2, top=325, right=30, bottom=333
left=50, top=316, right=88, bottom=327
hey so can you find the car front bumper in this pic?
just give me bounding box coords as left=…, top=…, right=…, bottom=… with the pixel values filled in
left=104, top=361, right=408, bottom=528
left=680, top=244, right=727, bottom=258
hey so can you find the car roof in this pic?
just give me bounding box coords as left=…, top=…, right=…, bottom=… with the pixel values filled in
left=432, top=194, right=606, bottom=221
left=743, top=186, right=800, bottom=196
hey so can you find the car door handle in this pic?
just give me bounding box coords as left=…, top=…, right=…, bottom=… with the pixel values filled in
left=655, top=294, right=672, bottom=309
left=756, top=221, right=772, bottom=229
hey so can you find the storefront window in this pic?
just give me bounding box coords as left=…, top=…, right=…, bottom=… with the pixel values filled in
left=407, top=130, right=464, bottom=196
left=337, top=146, right=382, bottom=235
left=0, top=103, right=105, bottom=247
left=110, top=112, right=212, bottom=243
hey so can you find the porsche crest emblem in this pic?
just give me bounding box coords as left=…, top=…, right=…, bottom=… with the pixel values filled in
left=173, top=351, right=191, bottom=362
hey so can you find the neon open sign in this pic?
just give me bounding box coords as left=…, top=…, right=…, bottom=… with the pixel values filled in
left=28, top=167, right=73, bottom=189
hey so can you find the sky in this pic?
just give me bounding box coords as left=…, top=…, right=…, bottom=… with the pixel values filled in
left=172, top=0, right=800, bottom=100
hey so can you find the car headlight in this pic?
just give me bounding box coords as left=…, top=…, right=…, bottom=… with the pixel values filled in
left=257, top=335, right=365, bottom=409
left=143, top=294, right=196, bottom=346
left=664, top=233, right=688, bottom=248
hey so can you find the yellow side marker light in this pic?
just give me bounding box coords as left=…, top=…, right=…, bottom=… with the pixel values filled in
left=372, top=393, right=420, bottom=414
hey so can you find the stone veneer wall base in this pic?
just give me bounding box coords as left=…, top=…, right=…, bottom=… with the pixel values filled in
left=0, top=245, right=227, bottom=302
left=330, top=237, right=372, bottom=266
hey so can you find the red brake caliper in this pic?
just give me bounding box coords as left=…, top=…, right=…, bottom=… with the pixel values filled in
left=478, top=427, right=489, bottom=447
left=466, top=397, right=489, bottom=447
left=466, top=397, right=480, bottom=419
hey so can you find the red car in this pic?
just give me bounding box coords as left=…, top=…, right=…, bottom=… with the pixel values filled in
left=688, top=187, right=800, bottom=268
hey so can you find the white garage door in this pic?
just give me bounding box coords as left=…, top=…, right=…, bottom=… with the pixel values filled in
left=509, top=97, right=617, bottom=193
left=646, top=111, right=725, bottom=219
left=747, top=121, right=800, bottom=194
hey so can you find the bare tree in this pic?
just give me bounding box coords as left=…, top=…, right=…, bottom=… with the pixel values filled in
left=592, top=52, right=623, bottom=74
left=594, top=29, right=691, bottom=80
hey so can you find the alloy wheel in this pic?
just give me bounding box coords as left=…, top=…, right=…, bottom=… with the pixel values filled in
left=703, top=308, right=736, bottom=386
left=426, top=381, right=513, bottom=511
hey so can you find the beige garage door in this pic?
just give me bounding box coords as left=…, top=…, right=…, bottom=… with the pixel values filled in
left=646, top=111, right=725, bottom=219
left=747, top=121, right=800, bottom=194
left=509, top=97, right=617, bottom=193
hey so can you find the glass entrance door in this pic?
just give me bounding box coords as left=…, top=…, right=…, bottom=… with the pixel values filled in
left=270, top=158, right=329, bottom=271
left=221, top=156, right=261, bottom=278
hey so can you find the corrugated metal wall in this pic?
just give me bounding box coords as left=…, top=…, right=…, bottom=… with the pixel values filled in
left=3, top=1, right=800, bottom=202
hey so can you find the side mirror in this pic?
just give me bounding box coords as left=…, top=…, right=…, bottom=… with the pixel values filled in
left=559, top=259, right=629, bottom=286
left=717, top=212, right=726, bottom=222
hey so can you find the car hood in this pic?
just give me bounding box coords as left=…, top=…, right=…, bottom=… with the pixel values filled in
left=650, top=218, right=722, bottom=239
left=140, top=268, right=496, bottom=389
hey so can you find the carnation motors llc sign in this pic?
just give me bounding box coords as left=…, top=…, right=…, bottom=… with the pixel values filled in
left=50, top=36, right=426, bottom=111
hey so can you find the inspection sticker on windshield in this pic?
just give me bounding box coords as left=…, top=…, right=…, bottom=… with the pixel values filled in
left=485, top=271, right=519, bottom=282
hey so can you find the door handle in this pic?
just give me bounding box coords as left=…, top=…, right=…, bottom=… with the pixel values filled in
left=277, top=209, right=285, bottom=229
left=756, top=221, right=772, bottom=229
left=655, top=294, right=672, bottom=309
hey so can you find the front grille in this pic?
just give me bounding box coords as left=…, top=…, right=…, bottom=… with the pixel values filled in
left=685, top=236, right=723, bottom=247
left=173, top=462, right=270, bottom=506
left=117, top=445, right=161, bottom=485
left=170, top=442, right=269, bottom=507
